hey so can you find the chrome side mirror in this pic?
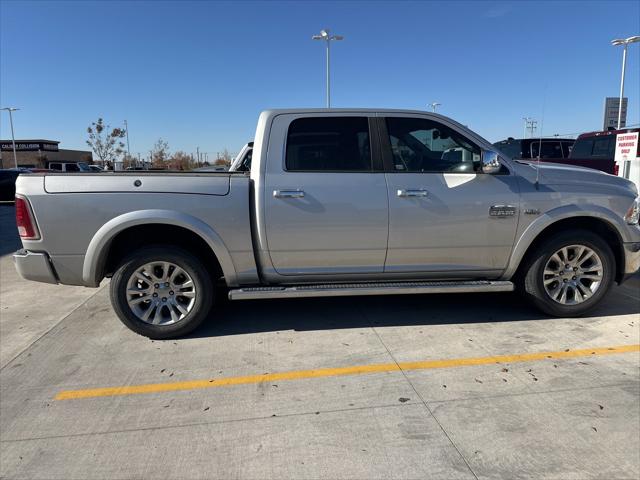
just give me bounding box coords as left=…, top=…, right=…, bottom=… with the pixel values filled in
left=481, top=150, right=502, bottom=174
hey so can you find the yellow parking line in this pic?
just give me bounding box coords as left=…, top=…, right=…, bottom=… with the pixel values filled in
left=55, top=344, right=640, bottom=400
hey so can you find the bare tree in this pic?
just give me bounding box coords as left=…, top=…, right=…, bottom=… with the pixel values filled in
left=214, top=148, right=232, bottom=167
left=122, top=153, right=138, bottom=170
left=151, top=138, right=170, bottom=169
left=86, top=118, right=126, bottom=165
left=168, top=151, right=194, bottom=171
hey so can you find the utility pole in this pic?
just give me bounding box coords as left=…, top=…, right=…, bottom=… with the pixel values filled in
left=123, top=120, right=131, bottom=157
left=1, top=107, right=20, bottom=168
left=522, top=117, right=537, bottom=138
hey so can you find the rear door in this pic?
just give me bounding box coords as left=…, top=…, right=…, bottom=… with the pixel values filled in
left=263, top=114, right=389, bottom=276
left=380, top=114, right=519, bottom=275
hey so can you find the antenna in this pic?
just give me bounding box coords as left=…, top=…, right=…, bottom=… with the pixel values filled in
left=535, top=86, right=547, bottom=190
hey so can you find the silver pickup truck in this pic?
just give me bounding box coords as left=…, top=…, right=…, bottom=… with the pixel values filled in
left=14, top=109, right=640, bottom=339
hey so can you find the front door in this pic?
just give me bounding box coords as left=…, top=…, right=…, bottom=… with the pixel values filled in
left=380, top=115, right=520, bottom=275
left=264, top=115, right=388, bottom=276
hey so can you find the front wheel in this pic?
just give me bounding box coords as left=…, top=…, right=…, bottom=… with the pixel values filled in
left=110, top=246, right=214, bottom=339
left=520, top=230, right=615, bottom=317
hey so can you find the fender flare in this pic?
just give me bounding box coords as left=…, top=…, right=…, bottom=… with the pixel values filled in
left=502, top=204, right=628, bottom=279
left=82, top=209, right=238, bottom=287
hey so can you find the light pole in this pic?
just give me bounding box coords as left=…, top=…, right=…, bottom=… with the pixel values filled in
left=611, top=35, right=640, bottom=129
left=312, top=29, right=343, bottom=108
left=1, top=107, right=20, bottom=168
left=429, top=102, right=441, bottom=112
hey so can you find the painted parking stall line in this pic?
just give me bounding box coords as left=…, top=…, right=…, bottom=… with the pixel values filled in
left=55, top=344, right=640, bottom=401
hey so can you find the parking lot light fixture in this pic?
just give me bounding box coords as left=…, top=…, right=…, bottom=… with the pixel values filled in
left=429, top=102, right=441, bottom=112
left=611, top=35, right=640, bottom=129
left=312, top=29, right=344, bottom=108
left=1, top=107, right=20, bottom=168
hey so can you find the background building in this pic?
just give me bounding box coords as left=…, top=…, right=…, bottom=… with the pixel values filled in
left=0, top=139, right=92, bottom=168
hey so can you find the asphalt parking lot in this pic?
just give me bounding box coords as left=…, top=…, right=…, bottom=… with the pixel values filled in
left=1, top=203, right=639, bottom=479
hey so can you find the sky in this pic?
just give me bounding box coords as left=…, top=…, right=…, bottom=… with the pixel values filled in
left=1, top=0, right=639, bottom=159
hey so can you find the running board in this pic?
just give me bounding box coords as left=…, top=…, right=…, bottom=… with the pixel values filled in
left=228, top=280, right=514, bottom=301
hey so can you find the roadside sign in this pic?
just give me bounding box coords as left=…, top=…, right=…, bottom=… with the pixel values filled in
left=603, top=97, right=627, bottom=130
left=615, top=132, right=639, bottom=163
left=615, top=131, right=639, bottom=187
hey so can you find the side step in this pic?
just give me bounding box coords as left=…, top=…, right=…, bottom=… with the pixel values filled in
left=228, top=280, right=514, bottom=301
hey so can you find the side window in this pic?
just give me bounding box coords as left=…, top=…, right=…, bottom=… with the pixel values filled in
left=531, top=141, right=563, bottom=159
left=493, top=142, right=523, bottom=159
left=385, top=117, right=480, bottom=172
left=285, top=117, right=371, bottom=172
left=569, top=138, right=594, bottom=158
left=591, top=136, right=615, bottom=157
left=65, top=163, right=80, bottom=172
left=49, top=163, right=62, bottom=171
left=561, top=141, right=573, bottom=158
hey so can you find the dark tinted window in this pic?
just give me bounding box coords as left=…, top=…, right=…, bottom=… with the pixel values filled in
left=530, top=141, right=563, bottom=159
left=592, top=136, right=614, bottom=157
left=285, top=117, right=371, bottom=171
left=386, top=117, right=480, bottom=172
left=561, top=141, right=574, bottom=157
left=494, top=141, right=524, bottom=159
left=65, top=163, right=80, bottom=172
left=570, top=136, right=615, bottom=159
left=569, top=138, right=594, bottom=158
left=49, top=163, right=62, bottom=171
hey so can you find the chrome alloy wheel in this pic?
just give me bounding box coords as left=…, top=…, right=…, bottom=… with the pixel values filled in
left=542, top=245, right=603, bottom=305
left=126, top=261, right=196, bottom=325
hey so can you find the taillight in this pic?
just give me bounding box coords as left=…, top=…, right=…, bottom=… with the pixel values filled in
left=15, top=196, right=40, bottom=240
left=614, top=163, right=619, bottom=176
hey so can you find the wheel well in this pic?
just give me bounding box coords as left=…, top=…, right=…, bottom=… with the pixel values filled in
left=515, top=217, right=624, bottom=283
left=102, top=224, right=224, bottom=283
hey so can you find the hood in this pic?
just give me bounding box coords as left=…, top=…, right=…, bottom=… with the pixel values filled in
left=511, top=160, right=638, bottom=195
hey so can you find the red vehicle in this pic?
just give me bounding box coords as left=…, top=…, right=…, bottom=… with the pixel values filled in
left=544, top=128, right=640, bottom=175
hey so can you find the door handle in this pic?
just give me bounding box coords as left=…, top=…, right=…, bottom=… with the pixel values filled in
left=397, top=189, right=428, bottom=198
left=273, top=189, right=305, bottom=199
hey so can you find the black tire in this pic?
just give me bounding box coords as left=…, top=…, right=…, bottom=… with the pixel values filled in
left=518, top=229, right=615, bottom=317
left=110, top=245, right=214, bottom=339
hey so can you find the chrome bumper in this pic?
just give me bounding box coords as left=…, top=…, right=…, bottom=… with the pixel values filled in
left=13, top=249, right=58, bottom=284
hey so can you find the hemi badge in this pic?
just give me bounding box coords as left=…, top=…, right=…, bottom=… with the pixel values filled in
left=489, top=205, right=517, bottom=218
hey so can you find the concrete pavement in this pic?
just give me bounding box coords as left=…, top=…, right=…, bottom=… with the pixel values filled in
left=0, top=204, right=639, bottom=479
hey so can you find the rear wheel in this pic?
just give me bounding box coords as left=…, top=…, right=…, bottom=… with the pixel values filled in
left=520, top=230, right=615, bottom=317
left=110, top=246, right=214, bottom=339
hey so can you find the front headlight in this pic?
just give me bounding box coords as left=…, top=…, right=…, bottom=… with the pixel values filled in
left=625, top=197, right=640, bottom=225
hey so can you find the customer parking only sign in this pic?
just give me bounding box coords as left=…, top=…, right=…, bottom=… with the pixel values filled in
left=615, top=131, right=639, bottom=187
